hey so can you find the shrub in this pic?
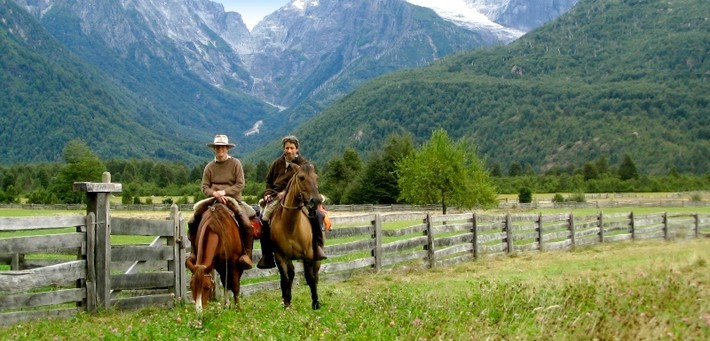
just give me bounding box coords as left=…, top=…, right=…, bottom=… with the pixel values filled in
left=568, top=192, right=586, bottom=202
left=552, top=193, right=565, bottom=203
left=518, top=187, right=533, bottom=203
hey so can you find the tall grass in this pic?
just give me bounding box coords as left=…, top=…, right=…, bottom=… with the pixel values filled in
left=1, top=239, right=707, bottom=340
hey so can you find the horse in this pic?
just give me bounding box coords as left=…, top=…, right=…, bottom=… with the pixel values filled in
left=269, top=163, right=324, bottom=310
left=186, top=199, right=250, bottom=312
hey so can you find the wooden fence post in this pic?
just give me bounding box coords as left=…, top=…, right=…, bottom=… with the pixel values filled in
left=505, top=214, right=513, bottom=254
left=372, top=214, right=383, bottom=273
left=85, top=212, right=97, bottom=313
left=598, top=212, right=605, bottom=243
left=537, top=213, right=544, bottom=252
left=629, top=212, right=636, bottom=240
left=471, top=213, right=478, bottom=260
left=10, top=254, right=19, bottom=271
left=425, top=213, right=434, bottom=268
left=662, top=212, right=669, bottom=240
left=73, top=174, right=122, bottom=309
left=169, top=204, right=186, bottom=301
left=693, top=213, right=699, bottom=239
left=569, top=213, right=576, bottom=247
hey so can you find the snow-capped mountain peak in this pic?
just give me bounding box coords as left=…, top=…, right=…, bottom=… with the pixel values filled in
left=290, top=0, right=320, bottom=11
left=405, top=0, right=524, bottom=41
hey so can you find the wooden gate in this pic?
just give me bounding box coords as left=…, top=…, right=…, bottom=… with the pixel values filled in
left=0, top=179, right=187, bottom=327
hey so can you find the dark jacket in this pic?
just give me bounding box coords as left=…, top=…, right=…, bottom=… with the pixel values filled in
left=264, top=154, right=308, bottom=197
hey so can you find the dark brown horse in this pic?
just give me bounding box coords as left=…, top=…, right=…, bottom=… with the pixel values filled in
left=186, top=200, right=248, bottom=312
left=270, top=163, right=324, bottom=309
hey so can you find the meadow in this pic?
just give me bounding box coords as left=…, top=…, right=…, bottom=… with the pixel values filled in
left=1, top=196, right=708, bottom=339
left=0, top=238, right=707, bottom=340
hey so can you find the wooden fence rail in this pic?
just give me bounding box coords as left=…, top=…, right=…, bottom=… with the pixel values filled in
left=1, top=180, right=709, bottom=327
left=0, top=179, right=186, bottom=327
left=0, top=213, right=92, bottom=326
left=239, top=210, right=709, bottom=295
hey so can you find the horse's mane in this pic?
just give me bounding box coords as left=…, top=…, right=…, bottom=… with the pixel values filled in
left=200, top=204, right=238, bottom=257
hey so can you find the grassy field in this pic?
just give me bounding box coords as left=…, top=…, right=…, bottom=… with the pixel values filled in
left=1, top=239, right=707, bottom=340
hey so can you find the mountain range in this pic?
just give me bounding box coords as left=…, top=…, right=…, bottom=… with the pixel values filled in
left=1, top=0, right=577, bottom=165
left=289, top=0, right=709, bottom=175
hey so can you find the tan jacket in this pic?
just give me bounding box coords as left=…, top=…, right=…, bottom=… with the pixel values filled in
left=201, top=157, right=244, bottom=200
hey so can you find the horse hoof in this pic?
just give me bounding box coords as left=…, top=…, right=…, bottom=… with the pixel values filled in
left=312, top=301, right=320, bottom=310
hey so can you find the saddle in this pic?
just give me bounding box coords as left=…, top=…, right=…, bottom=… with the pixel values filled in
left=187, top=198, right=261, bottom=240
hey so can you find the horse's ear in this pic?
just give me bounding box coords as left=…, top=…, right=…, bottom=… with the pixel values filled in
left=300, top=163, right=314, bottom=173
left=292, top=163, right=301, bottom=172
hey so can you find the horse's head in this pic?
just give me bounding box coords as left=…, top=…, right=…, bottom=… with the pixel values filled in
left=191, top=265, right=214, bottom=312
left=287, top=163, right=322, bottom=211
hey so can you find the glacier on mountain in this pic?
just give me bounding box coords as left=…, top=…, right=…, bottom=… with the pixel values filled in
left=405, top=0, right=524, bottom=41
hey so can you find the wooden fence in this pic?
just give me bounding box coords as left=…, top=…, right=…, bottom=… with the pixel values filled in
left=239, top=210, right=709, bottom=293
left=2, top=191, right=707, bottom=213
left=1, top=181, right=708, bottom=327
left=0, top=181, right=185, bottom=327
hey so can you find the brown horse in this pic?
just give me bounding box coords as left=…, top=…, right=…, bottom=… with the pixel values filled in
left=269, top=163, right=324, bottom=310
left=186, top=200, right=249, bottom=312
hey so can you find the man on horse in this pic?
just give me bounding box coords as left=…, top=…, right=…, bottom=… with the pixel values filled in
left=257, top=135, right=327, bottom=269
left=199, top=134, right=254, bottom=269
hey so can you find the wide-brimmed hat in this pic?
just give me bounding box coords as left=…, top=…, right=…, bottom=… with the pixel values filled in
left=207, top=134, right=235, bottom=148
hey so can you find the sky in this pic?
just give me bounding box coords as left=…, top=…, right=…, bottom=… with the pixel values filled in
left=213, top=0, right=289, bottom=30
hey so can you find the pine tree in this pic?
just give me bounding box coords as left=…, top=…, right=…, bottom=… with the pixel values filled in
left=618, top=154, right=639, bottom=180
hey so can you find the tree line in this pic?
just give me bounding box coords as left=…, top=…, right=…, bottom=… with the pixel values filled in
left=0, top=133, right=707, bottom=209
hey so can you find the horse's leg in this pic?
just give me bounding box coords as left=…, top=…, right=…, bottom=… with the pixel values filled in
left=228, top=267, right=242, bottom=309
left=286, top=261, right=296, bottom=308
left=214, top=262, right=229, bottom=306
left=275, top=256, right=294, bottom=309
left=304, top=261, right=320, bottom=310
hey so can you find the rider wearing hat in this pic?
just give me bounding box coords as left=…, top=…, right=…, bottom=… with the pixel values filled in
left=201, top=134, right=254, bottom=268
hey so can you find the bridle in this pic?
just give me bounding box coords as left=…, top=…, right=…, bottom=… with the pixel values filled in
left=280, top=169, right=319, bottom=211
left=280, top=174, right=306, bottom=210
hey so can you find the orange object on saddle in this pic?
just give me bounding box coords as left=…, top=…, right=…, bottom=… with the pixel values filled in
left=318, top=205, right=332, bottom=231
left=251, top=216, right=263, bottom=239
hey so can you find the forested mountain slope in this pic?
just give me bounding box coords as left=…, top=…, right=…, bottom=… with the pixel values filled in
left=284, top=0, right=709, bottom=175
left=0, top=0, right=206, bottom=164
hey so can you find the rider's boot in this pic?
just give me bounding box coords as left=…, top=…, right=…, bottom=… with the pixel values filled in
left=308, top=212, right=327, bottom=261
left=236, top=209, right=254, bottom=269
left=256, top=219, right=276, bottom=269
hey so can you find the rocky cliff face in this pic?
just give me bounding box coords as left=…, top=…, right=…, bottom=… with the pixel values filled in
left=245, top=0, right=498, bottom=107
left=14, top=0, right=253, bottom=89
left=10, top=0, right=578, bottom=141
